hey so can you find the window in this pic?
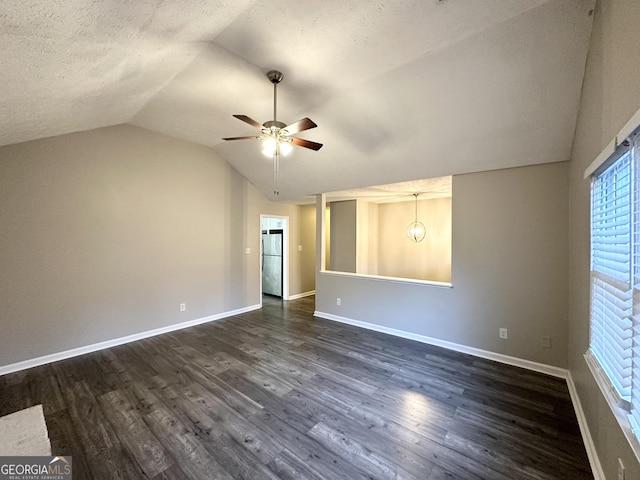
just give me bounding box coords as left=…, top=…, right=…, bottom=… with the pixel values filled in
left=588, top=131, right=640, bottom=442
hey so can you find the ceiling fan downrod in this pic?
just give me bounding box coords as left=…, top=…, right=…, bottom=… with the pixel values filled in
left=263, top=70, right=286, bottom=133
left=267, top=70, right=283, bottom=123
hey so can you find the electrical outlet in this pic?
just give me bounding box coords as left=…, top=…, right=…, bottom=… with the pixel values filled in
left=245, top=247, right=251, bottom=254
left=499, top=328, right=508, bottom=339
left=542, top=336, right=552, bottom=348
left=336, top=298, right=341, bottom=306
left=298, top=245, right=303, bottom=251
left=618, top=457, right=625, bottom=480
left=180, top=303, right=186, bottom=312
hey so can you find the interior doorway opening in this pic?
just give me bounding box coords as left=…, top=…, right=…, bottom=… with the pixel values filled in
left=260, top=215, right=289, bottom=302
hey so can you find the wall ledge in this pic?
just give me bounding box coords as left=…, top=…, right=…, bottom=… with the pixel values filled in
left=319, top=270, right=452, bottom=288
left=0, top=304, right=261, bottom=376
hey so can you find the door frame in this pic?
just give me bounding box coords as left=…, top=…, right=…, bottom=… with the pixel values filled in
left=260, top=214, right=289, bottom=302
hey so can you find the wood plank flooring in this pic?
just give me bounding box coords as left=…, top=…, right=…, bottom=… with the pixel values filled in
left=0, top=295, right=593, bottom=479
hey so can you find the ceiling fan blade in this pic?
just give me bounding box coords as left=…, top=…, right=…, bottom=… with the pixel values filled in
left=282, top=117, right=317, bottom=135
left=233, top=114, right=264, bottom=130
left=222, top=136, right=259, bottom=141
left=291, top=137, right=323, bottom=151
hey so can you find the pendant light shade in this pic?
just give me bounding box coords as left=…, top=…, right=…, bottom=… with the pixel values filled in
left=407, top=193, right=426, bottom=242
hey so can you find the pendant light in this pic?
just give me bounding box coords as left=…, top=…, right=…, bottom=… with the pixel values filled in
left=407, top=193, right=426, bottom=242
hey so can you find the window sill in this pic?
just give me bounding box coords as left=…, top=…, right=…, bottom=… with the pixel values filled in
left=584, top=350, right=640, bottom=463
left=319, top=270, right=453, bottom=288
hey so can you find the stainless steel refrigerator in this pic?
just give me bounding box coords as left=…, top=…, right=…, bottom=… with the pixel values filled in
left=262, top=230, right=283, bottom=297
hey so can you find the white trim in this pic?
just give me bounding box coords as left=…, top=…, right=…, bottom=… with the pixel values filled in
left=0, top=304, right=261, bottom=376
left=584, top=351, right=640, bottom=464
left=619, top=108, right=640, bottom=146
left=313, top=311, right=567, bottom=378
left=566, top=371, right=606, bottom=480
left=584, top=349, right=627, bottom=408
left=584, top=105, right=640, bottom=179
left=319, top=270, right=453, bottom=289
left=584, top=137, right=616, bottom=179
left=288, top=290, right=316, bottom=300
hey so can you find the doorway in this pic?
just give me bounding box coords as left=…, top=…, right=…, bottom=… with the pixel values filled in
left=260, top=215, right=289, bottom=301
left=262, top=229, right=283, bottom=297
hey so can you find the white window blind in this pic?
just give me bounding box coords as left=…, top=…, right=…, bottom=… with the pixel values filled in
left=590, top=151, right=633, bottom=403
left=631, top=136, right=640, bottom=433
left=590, top=132, right=640, bottom=441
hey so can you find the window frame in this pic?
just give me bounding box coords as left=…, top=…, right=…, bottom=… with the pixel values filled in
left=586, top=130, right=640, bottom=459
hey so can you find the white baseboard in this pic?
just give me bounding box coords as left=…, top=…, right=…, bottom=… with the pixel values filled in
left=288, top=290, right=316, bottom=300
left=0, top=304, right=261, bottom=376
left=314, top=311, right=568, bottom=378
left=566, top=371, right=605, bottom=480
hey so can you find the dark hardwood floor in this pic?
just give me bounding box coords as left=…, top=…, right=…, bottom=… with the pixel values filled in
left=0, top=295, right=593, bottom=479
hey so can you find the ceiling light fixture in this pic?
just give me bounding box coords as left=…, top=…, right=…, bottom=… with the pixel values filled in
left=261, top=137, right=292, bottom=157
left=407, top=193, right=426, bottom=242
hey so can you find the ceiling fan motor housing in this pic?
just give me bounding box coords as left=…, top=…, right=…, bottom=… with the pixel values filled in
left=263, top=120, right=286, bottom=130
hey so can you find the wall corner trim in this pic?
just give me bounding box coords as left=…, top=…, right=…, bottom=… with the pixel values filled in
left=288, top=290, right=316, bottom=300
left=0, top=304, right=261, bottom=376
left=566, top=371, right=606, bottom=480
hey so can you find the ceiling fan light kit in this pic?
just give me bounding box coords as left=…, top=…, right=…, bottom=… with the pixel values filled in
left=223, top=70, right=322, bottom=196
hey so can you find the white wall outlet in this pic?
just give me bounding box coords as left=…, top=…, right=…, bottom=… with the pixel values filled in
left=336, top=298, right=341, bottom=306
left=618, top=457, right=625, bottom=480
left=298, top=245, right=303, bottom=251
left=541, top=336, right=552, bottom=348
left=245, top=247, right=251, bottom=254
left=499, top=328, right=508, bottom=339
left=179, top=303, right=186, bottom=312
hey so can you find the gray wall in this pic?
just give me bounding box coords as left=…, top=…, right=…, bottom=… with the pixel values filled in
left=568, top=0, right=640, bottom=478
left=298, top=204, right=317, bottom=294
left=317, top=162, right=569, bottom=367
left=0, top=124, right=314, bottom=368
left=329, top=200, right=357, bottom=273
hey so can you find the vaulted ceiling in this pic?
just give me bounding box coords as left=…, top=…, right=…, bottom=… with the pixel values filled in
left=1, top=0, right=595, bottom=202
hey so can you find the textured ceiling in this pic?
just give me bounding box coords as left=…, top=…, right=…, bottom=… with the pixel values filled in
left=1, top=0, right=595, bottom=202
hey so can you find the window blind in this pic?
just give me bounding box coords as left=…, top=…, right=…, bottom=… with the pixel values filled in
left=631, top=137, right=640, bottom=434
left=590, top=135, right=640, bottom=440
left=590, top=151, right=633, bottom=402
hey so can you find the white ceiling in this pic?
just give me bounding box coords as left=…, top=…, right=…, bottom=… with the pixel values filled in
left=324, top=176, right=452, bottom=205
left=1, top=0, right=595, bottom=203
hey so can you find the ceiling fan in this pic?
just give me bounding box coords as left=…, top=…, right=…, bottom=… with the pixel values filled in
left=223, top=70, right=323, bottom=195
